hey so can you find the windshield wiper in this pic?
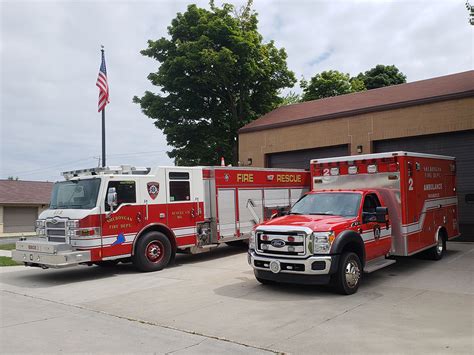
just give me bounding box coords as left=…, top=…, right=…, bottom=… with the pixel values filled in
left=288, top=212, right=303, bottom=215
left=309, top=212, right=335, bottom=215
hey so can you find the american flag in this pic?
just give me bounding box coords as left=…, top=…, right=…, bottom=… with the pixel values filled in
left=96, top=50, right=109, bottom=112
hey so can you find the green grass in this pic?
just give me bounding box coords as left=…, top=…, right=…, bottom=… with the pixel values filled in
left=0, top=243, right=16, bottom=251
left=0, top=256, right=20, bottom=266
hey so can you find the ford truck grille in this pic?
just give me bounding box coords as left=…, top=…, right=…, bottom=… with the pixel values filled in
left=256, top=231, right=307, bottom=257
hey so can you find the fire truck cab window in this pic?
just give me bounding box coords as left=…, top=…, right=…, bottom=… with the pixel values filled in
left=169, top=172, right=190, bottom=202
left=105, top=181, right=136, bottom=211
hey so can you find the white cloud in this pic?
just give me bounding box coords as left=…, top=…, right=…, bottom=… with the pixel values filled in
left=1, top=0, right=472, bottom=181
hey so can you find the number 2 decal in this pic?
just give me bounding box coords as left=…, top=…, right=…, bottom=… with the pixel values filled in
left=323, top=168, right=330, bottom=176
left=408, top=177, right=414, bottom=191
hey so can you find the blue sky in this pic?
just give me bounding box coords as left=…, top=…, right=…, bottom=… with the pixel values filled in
left=1, top=0, right=472, bottom=181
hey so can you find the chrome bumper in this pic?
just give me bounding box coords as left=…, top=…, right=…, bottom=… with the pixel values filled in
left=248, top=249, right=333, bottom=275
left=12, top=239, right=91, bottom=268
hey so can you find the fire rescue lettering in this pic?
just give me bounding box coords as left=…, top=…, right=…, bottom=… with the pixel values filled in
left=237, top=173, right=254, bottom=183
left=276, top=174, right=302, bottom=183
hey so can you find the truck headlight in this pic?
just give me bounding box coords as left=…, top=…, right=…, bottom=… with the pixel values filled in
left=249, top=230, right=256, bottom=250
left=35, top=220, right=45, bottom=228
left=312, top=231, right=335, bottom=254
left=66, top=220, right=79, bottom=228
left=36, top=228, right=46, bottom=236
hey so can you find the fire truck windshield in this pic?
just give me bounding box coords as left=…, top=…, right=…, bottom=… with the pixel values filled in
left=50, top=179, right=101, bottom=210
left=290, top=192, right=362, bottom=217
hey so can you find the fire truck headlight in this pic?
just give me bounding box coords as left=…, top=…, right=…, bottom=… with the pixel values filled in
left=312, top=232, right=335, bottom=254
left=249, top=231, right=256, bottom=250
left=66, top=220, right=79, bottom=228
left=35, top=220, right=46, bottom=228
left=36, top=228, right=46, bottom=237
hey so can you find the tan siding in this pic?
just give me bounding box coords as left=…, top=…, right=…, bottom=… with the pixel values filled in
left=239, top=97, right=474, bottom=166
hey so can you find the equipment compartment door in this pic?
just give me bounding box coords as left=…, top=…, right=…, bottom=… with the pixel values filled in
left=165, top=169, right=200, bottom=245
left=217, top=189, right=237, bottom=239
left=238, top=189, right=263, bottom=236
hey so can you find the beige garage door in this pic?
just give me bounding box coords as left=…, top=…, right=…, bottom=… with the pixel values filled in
left=4, top=207, right=38, bottom=233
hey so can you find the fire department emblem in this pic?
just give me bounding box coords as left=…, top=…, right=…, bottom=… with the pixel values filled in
left=224, top=173, right=230, bottom=182
left=147, top=182, right=160, bottom=200
left=373, top=226, right=381, bottom=240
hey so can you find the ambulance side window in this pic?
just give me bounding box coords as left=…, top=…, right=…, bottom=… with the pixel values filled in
left=363, top=194, right=381, bottom=213
left=362, top=194, right=381, bottom=222
left=169, top=172, right=190, bottom=202
left=105, top=181, right=136, bottom=211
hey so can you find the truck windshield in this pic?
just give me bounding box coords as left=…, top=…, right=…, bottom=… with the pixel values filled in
left=290, top=192, right=362, bottom=217
left=50, top=179, right=101, bottom=210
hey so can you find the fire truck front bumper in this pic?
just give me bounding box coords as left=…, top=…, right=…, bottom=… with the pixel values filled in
left=12, top=238, right=91, bottom=268
left=248, top=250, right=339, bottom=285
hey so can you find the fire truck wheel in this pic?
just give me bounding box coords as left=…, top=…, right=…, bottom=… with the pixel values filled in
left=426, top=232, right=446, bottom=260
left=333, top=252, right=362, bottom=295
left=133, top=232, right=172, bottom=272
left=226, top=240, right=249, bottom=249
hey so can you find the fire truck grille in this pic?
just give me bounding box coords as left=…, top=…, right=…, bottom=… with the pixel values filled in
left=48, top=237, right=67, bottom=243
left=47, top=229, right=66, bottom=236
left=256, top=231, right=307, bottom=257
left=46, top=221, right=66, bottom=228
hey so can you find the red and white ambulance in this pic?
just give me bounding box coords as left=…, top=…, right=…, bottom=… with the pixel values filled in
left=13, top=166, right=310, bottom=271
left=248, top=151, right=459, bottom=294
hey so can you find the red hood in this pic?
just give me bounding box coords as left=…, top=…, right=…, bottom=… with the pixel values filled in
left=261, top=214, right=356, bottom=232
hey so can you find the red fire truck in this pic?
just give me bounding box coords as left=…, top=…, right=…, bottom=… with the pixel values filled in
left=12, top=166, right=310, bottom=271
left=248, top=152, right=459, bottom=294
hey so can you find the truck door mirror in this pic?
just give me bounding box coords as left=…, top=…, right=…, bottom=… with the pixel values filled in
left=362, top=212, right=376, bottom=224
left=107, top=187, right=118, bottom=211
left=375, top=207, right=389, bottom=224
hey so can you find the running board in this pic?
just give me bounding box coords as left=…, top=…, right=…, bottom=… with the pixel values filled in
left=364, top=258, right=396, bottom=273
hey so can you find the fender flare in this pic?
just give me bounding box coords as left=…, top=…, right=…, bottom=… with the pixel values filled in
left=132, top=223, right=177, bottom=257
left=330, top=230, right=366, bottom=266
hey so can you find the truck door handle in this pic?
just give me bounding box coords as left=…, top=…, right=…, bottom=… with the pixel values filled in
left=136, top=212, right=142, bottom=223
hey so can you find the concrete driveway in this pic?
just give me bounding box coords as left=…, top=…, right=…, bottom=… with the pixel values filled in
left=1, top=242, right=473, bottom=354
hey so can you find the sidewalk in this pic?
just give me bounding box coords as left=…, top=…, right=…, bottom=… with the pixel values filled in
left=0, top=232, right=35, bottom=239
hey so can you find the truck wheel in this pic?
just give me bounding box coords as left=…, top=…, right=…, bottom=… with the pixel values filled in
left=426, top=231, right=446, bottom=261
left=333, top=252, right=362, bottom=295
left=133, top=232, right=172, bottom=272
left=226, top=240, right=249, bottom=249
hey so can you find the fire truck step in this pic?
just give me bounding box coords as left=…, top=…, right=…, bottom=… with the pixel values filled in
left=364, top=258, right=396, bottom=273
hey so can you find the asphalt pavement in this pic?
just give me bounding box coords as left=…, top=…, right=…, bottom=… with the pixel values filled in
left=1, top=242, right=473, bottom=354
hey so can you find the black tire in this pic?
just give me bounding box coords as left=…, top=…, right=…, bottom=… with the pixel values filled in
left=132, top=231, right=172, bottom=272
left=332, top=252, right=362, bottom=295
left=225, top=240, right=249, bottom=249
left=425, top=231, right=446, bottom=260
left=95, top=260, right=119, bottom=267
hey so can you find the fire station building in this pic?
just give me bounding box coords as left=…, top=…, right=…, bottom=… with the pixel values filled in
left=239, top=70, right=474, bottom=237
left=0, top=180, right=53, bottom=235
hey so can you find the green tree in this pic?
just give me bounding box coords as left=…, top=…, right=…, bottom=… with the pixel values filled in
left=278, top=91, right=301, bottom=106
left=357, top=64, right=407, bottom=90
left=301, top=70, right=358, bottom=101
left=134, top=1, right=295, bottom=165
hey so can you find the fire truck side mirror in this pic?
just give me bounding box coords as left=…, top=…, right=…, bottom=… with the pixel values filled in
left=375, top=207, right=389, bottom=224
left=107, top=187, right=118, bottom=211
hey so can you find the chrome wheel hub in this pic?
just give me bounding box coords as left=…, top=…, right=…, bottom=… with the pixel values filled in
left=345, top=260, right=360, bottom=288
